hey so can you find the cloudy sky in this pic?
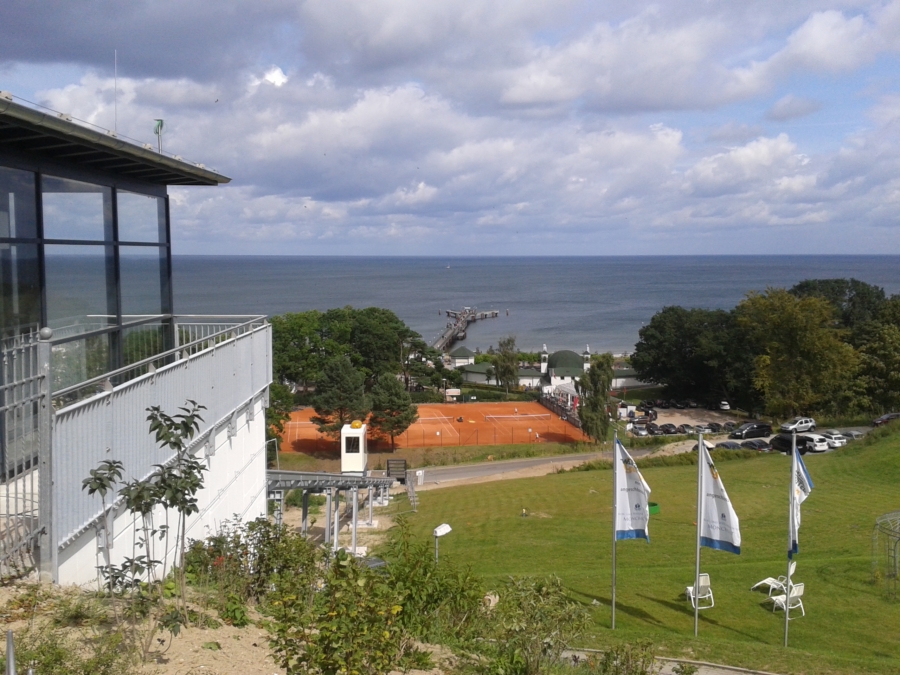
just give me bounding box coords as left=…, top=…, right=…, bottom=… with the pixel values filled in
left=3, top=1, right=900, bottom=255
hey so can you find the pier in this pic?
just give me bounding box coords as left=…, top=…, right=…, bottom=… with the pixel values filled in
left=432, top=307, right=500, bottom=351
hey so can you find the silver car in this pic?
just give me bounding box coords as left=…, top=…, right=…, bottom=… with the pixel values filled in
left=780, top=416, right=816, bottom=433
left=821, top=430, right=847, bottom=448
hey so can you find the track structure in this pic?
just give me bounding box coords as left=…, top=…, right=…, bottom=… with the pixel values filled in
left=432, top=307, right=500, bottom=351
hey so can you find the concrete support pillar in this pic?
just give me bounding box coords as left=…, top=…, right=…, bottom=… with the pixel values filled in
left=324, top=489, right=333, bottom=545
left=367, top=486, right=374, bottom=526
left=351, top=487, right=359, bottom=554
left=301, top=490, right=309, bottom=536
left=332, top=489, right=341, bottom=552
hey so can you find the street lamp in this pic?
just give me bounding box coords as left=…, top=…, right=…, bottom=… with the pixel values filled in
left=433, top=523, right=452, bottom=562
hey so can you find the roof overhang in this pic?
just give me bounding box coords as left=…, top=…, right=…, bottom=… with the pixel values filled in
left=0, top=96, right=230, bottom=186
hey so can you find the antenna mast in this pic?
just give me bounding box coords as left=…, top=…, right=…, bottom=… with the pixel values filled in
left=114, top=49, right=118, bottom=133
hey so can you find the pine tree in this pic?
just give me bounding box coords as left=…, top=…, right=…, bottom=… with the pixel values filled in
left=311, top=357, right=370, bottom=438
left=369, top=375, right=419, bottom=450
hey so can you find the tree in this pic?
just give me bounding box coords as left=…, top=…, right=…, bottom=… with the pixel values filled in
left=485, top=365, right=495, bottom=386
left=737, top=289, right=858, bottom=417
left=271, top=311, right=325, bottom=391
left=369, top=376, right=419, bottom=450
left=311, top=357, right=370, bottom=438
left=789, top=278, right=886, bottom=330
left=577, top=353, right=614, bottom=444
left=857, top=323, right=900, bottom=413
left=495, top=335, right=519, bottom=395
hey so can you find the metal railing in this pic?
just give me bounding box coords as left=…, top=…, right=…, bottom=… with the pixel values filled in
left=0, top=333, right=49, bottom=577
left=51, top=315, right=267, bottom=408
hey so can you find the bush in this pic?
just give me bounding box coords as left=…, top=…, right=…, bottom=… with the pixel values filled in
left=382, top=516, right=487, bottom=644
left=570, top=642, right=659, bottom=675
left=267, top=551, right=405, bottom=675
left=3, top=626, right=137, bottom=675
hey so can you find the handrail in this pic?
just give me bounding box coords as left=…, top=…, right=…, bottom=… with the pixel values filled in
left=52, top=315, right=266, bottom=398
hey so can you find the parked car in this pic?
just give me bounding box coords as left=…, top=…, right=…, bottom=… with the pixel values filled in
left=715, top=441, right=742, bottom=450
left=687, top=399, right=698, bottom=408
left=647, top=423, right=663, bottom=435
left=631, top=426, right=649, bottom=437
left=723, top=421, right=737, bottom=432
left=676, top=424, right=695, bottom=434
left=780, top=416, right=816, bottom=433
left=660, top=423, right=678, bottom=434
left=719, top=401, right=731, bottom=410
left=673, top=400, right=686, bottom=409
left=770, top=433, right=814, bottom=455
left=821, top=430, right=847, bottom=448
left=633, top=415, right=651, bottom=425
left=640, top=400, right=655, bottom=409
left=694, top=424, right=712, bottom=434
left=741, top=438, right=771, bottom=452
left=658, top=400, right=671, bottom=409
left=804, top=433, right=830, bottom=452
left=873, top=412, right=900, bottom=427
left=706, top=422, right=723, bottom=433
left=729, top=422, right=773, bottom=439
left=692, top=440, right=714, bottom=452
left=843, top=430, right=864, bottom=441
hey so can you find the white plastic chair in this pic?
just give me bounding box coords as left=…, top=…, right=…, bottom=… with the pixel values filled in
left=751, top=561, right=796, bottom=596
left=767, top=583, right=805, bottom=617
left=686, top=573, right=714, bottom=609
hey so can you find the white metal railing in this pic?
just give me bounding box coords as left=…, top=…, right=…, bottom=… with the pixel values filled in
left=52, top=319, right=271, bottom=555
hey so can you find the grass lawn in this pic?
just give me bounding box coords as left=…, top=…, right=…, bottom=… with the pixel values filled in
left=388, top=429, right=900, bottom=675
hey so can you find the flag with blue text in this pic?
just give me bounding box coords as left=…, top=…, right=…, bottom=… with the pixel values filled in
left=789, top=447, right=814, bottom=557
left=699, top=444, right=742, bottom=554
left=615, top=440, right=652, bottom=541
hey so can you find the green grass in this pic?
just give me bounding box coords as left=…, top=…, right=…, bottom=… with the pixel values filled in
left=388, top=430, right=900, bottom=674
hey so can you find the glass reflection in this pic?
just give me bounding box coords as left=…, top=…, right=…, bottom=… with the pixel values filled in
left=0, top=243, right=41, bottom=337
left=41, top=176, right=112, bottom=241
left=120, top=246, right=166, bottom=317
left=0, top=167, right=38, bottom=240
left=117, top=191, right=165, bottom=243
left=44, top=245, right=115, bottom=336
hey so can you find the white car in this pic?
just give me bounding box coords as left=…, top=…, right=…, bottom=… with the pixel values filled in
left=821, top=430, right=847, bottom=448
left=843, top=430, right=864, bottom=441
left=719, top=401, right=731, bottom=410
left=804, top=434, right=829, bottom=452
left=780, top=416, right=816, bottom=433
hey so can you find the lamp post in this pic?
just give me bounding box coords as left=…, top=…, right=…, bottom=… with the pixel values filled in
left=433, top=523, right=452, bottom=563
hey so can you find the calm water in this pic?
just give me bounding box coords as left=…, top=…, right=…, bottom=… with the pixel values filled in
left=172, top=256, right=900, bottom=354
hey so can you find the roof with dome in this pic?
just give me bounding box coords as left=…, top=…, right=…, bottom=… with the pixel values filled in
left=547, top=349, right=584, bottom=370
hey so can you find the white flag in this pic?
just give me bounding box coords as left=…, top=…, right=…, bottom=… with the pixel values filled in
left=615, top=440, right=651, bottom=541
left=790, top=448, right=814, bottom=557
left=699, top=444, right=741, bottom=554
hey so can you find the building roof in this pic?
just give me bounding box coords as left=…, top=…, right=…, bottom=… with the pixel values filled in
left=461, top=362, right=493, bottom=374
left=547, top=350, right=583, bottom=370
left=548, top=366, right=584, bottom=379
left=449, top=346, right=475, bottom=357
left=0, top=95, right=230, bottom=186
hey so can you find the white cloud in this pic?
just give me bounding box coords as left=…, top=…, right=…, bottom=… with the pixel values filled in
left=767, top=94, right=822, bottom=121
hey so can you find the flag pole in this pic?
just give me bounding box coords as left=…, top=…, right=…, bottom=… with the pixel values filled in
left=694, top=431, right=703, bottom=637
left=784, top=432, right=797, bottom=647
left=611, top=430, right=617, bottom=630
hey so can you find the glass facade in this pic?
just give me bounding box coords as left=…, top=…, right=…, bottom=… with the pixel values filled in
left=0, top=163, right=172, bottom=378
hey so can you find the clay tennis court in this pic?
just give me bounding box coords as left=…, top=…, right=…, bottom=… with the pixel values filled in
left=281, top=401, right=588, bottom=454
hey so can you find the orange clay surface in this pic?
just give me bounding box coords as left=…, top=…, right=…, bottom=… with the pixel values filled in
left=281, top=401, right=588, bottom=455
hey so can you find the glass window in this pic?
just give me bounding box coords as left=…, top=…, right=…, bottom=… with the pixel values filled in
left=51, top=335, right=110, bottom=392
left=0, top=167, right=38, bottom=240
left=44, top=245, right=115, bottom=334
left=120, top=246, right=166, bottom=318
left=41, top=176, right=112, bottom=241
left=0, top=243, right=40, bottom=337
left=117, top=191, right=166, bottom=243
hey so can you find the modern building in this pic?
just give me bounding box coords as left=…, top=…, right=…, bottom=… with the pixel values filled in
left=0, top=94, right=271, bottom=584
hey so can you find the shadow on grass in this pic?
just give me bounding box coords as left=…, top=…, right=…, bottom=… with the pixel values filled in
left=566, top=587, right=664, bottom=626
left=636, top=593, right=764, bottom=642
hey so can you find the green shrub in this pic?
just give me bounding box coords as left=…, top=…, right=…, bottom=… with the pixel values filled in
left=267, top=551, right=404, bottom=675
left=569, top=642, right=659, bottom=675
left=4, top=625, right=137, bottom=675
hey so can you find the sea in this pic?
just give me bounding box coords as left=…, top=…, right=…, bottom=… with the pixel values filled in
left=172, top=256, right=900, bottom=355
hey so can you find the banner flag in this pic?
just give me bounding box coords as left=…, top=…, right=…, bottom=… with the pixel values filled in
left=698, top=444, right=742, bottom=554
left=789, top=448, right=814, bottom=557
left=614, top=440, right=652, bottom=541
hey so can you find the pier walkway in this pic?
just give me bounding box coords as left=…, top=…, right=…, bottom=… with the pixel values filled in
left=432, top=307, right=500, bottom=351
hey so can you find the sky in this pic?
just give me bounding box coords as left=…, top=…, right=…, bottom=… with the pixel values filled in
left=2, top=1, right=900, bottom=255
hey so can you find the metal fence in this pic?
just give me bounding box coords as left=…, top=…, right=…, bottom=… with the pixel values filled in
left=52, top=320, right=271, bottom=555
left=539, top=395, right=582, bottom=429
left=0, top=333, right=49, bottom=576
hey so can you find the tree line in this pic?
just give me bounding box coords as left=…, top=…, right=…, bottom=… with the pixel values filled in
left=630, top=278, right=900, bottom=418
left=267, top=307, right=428, bottom=450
